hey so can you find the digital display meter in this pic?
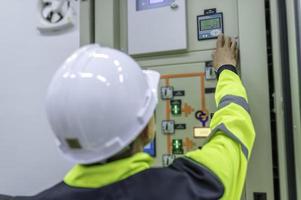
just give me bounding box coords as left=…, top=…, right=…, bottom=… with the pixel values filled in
left=197, top=9, right=223, bottom=40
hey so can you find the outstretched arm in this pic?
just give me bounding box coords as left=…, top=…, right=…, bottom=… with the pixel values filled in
left=185, top=34, right=256, bottom=200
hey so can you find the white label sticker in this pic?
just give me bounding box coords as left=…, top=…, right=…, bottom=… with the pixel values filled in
left=150, top=0, right=164, bottom=4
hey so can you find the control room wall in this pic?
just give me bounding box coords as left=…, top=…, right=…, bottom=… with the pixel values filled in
left=0, top=0, right=79, bottom=196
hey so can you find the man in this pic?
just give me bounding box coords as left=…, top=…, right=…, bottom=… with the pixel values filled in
left=2, top=34, right=255, bottom=200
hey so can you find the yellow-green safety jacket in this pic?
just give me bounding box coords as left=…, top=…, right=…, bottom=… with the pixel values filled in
left=8, top=65, right=255, bottom=200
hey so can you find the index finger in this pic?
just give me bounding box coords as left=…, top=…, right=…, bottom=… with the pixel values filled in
left=216, top=34, right=224, bottom=48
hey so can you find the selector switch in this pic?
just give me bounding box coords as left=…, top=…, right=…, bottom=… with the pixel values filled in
left=161, top=86, right=174, bottom=100
left=162, top=120, right=175, bottom=134
left=205, top=61, right=216, bottom=80
left=162, top=154, right=176, bottom=167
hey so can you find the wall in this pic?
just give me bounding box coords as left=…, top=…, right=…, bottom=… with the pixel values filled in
left=0, top=0, right=79, bottom=196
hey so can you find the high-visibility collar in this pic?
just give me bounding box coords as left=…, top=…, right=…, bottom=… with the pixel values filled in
left=64, top=152, right=154, bottom=188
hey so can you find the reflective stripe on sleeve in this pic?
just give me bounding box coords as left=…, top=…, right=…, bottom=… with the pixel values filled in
left=209, top=123, right=249, bottom=159
left=218, top=95, right=250, bottom=114
left=214, top=95, right=251, bottom=159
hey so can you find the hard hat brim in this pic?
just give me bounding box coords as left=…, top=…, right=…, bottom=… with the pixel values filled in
left=143, top=70, right=160, bottom=104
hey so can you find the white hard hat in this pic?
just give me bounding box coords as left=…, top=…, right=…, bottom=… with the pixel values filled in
left=46, top=44, right=160, bottom=164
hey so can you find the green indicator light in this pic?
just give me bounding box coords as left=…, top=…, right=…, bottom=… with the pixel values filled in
left=172, top=105, right=180, bottom=114
left=172, top=139, right=183, bottom=155
left=171, top=100, right=182, bottom=116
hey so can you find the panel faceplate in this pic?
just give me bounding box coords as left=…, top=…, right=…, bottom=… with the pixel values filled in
left=150, top=63, right=217, bottom=166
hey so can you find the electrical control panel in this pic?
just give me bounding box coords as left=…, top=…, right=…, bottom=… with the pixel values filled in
left=148, top=63, right=217, bottom=166
left=84, top=0, right=277, bottom=198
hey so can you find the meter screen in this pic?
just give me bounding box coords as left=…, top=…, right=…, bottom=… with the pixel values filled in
left=200, top=18, right=221, bottom=31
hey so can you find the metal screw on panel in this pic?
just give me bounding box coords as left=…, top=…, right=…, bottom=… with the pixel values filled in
left=170, top=2, right=178, bottom=9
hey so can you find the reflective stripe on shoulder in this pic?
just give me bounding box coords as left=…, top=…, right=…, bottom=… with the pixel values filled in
left=218, top=95, right=250, bottom=114
left=209, top=123, right=249, bottom=159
